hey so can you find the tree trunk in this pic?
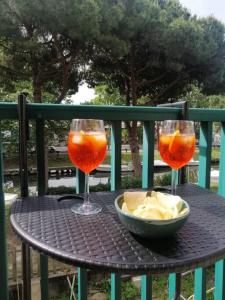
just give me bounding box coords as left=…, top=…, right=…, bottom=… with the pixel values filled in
left=126, top=121, right=142, bottom=177
left=33, top=79, right=42, bottom=103
left=126, top=46, right=142, bottom=176
left=31, top=54, right=42, bottom=103
left=55, top=60, right=72, bottom=104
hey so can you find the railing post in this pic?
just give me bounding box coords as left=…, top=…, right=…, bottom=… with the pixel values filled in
left=76, top=168, right=87, bottom=300
left=36, top=119, right=48, bottom=195
left=0, top=122, right=9, bottom=300
left=168, top=273, right=181, bottom=300
left=194, top=121, right=212, bottom=300
left=36, top=119, right=49, bottom=300
left=18, top=94, right=29, bottom=197
left=215, top=122, right=225, bottom=300
left=198, top=121, right=212, bottom=189
left=215, top=260, right=225, bottom=300
left=141, top=274, right=152, bottom=300
left=78, top=268, right=87, bottom=300
left=76, top=168, right=85, bottom=194
left=110, top=121, right=122, bottom=299
left=142, top=121, right=155, bottom=189
left=111, top=273, right=121, bottom=300
left=194, top=268, right=206, bottom=300
left=111, top=121, right=121, bottom=191
left=218, top=122, right=225, bottom=197
left=141, top=121, right=154, bottom=299
left=21, top=244, right=31, bottom=300
left=18, top=93, right=32, bottom=300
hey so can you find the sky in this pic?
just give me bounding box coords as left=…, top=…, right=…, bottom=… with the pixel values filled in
left=180, top=0, right=225, bottom=22
left=71, top=84, right=96, bottom=105
left=72, top=0, right=225, bottom=105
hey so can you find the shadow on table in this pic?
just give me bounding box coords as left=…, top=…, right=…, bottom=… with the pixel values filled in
left=132, top=221, right=220, bottom=260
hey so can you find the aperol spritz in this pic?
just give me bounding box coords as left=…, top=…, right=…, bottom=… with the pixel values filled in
left=159, top=120, right=195, bottom=194
left=68, top=119, right=107, bottom=215
left=68, top=131, right=107, bottom=174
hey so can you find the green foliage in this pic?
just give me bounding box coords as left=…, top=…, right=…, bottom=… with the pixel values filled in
left=121, top=281, right=140, bottom=300
left=184, top=84, right=225, bottom=108
left=47, top=173, right=174, bottom=195
left=89, top=85, right=124, bottom=106
left=1, top=120, right=19, bottom=155
left=121, top=175, right=142, bottom=189
left=90, top=274, right=140, bottom=300
left=87, top=1, right=225, bottom=106
left=90, top=276, right=110, bottom=293
left=0, top=0, right=88, bottom=103
left=50, top=293, right=69, bottom=300
left=1, top=0, right=225, bottom=106
left=155, top=173, right=171, bottom=186
left=1, top=118, right=70, bottom=155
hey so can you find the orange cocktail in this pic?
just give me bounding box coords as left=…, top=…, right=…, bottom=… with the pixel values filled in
left=159, top=131, right=196, bottom=169
left=68, top=130, right=107, bottom=174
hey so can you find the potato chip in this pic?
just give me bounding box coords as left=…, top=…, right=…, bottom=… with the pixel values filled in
left=133, top=205, right=163, bottom=220
left=123, top=191, right=149, bottom=211
left=122, top=202, right=130, bottom=214
left=144, top=196, right=158, bottom=206
left=159, top=207, right=174, bottom=220
left=155, top=192, right=182, bottom=212
left=122, top=190, right=187, bottom=220
left=178, top=208, right=189, bottom=216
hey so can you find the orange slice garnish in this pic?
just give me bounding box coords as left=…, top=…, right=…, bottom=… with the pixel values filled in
left=168, top=130, right=180, bottom=152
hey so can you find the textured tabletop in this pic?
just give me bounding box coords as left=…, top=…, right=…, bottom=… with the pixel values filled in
left=10, top=184, right=225, bottom=274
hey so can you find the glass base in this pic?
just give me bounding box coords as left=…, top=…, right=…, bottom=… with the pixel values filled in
left=71, top=202, right=102, bottom=215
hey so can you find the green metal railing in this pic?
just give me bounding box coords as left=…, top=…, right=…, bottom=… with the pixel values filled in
left=1, top=101, right=225, bottom=300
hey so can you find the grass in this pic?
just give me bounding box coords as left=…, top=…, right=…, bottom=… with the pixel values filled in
left=51, top=269, right=216, bottom=300
left=4, top=154, right=73, bottom=170
left=50, top=293, right=68, bottom=300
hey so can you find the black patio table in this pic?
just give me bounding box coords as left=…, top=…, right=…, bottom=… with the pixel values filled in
left=10, top=184, right=225, bottom=275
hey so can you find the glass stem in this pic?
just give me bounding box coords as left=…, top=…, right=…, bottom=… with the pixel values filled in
left=171, top=169, right=178, bottom=195
left=83, top=173, right=90, bottom=207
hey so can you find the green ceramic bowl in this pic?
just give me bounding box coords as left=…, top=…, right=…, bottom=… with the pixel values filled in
left=115, top=195, right=190, bottom=238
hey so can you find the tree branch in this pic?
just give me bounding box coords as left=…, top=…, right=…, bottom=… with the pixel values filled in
left=137, top=72, right=167, bottom=87
left=144, top=76, right=182, bottom=105
left=136, top=62, right=154, bottom=74
left=54, top=58, right=74, bottom=104
left=0, top=64, right=28, bottom=78
left=54, top=86, right=70, bottom=104
left=0, top=42, right=30, bottom=54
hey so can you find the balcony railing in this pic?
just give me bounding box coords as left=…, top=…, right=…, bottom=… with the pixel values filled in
left=1, top=99, right=225, bottom=300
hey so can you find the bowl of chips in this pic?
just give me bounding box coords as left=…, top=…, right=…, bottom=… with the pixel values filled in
left=115, top=190, right=190, bottom=238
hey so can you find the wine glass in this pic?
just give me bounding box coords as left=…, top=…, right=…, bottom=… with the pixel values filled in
left=68, top=119, right=107, bottom=215
left=158, top=120, right=195, bottom=195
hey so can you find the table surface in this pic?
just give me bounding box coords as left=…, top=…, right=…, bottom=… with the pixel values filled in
left=10, top=184, right=225, bottom=274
